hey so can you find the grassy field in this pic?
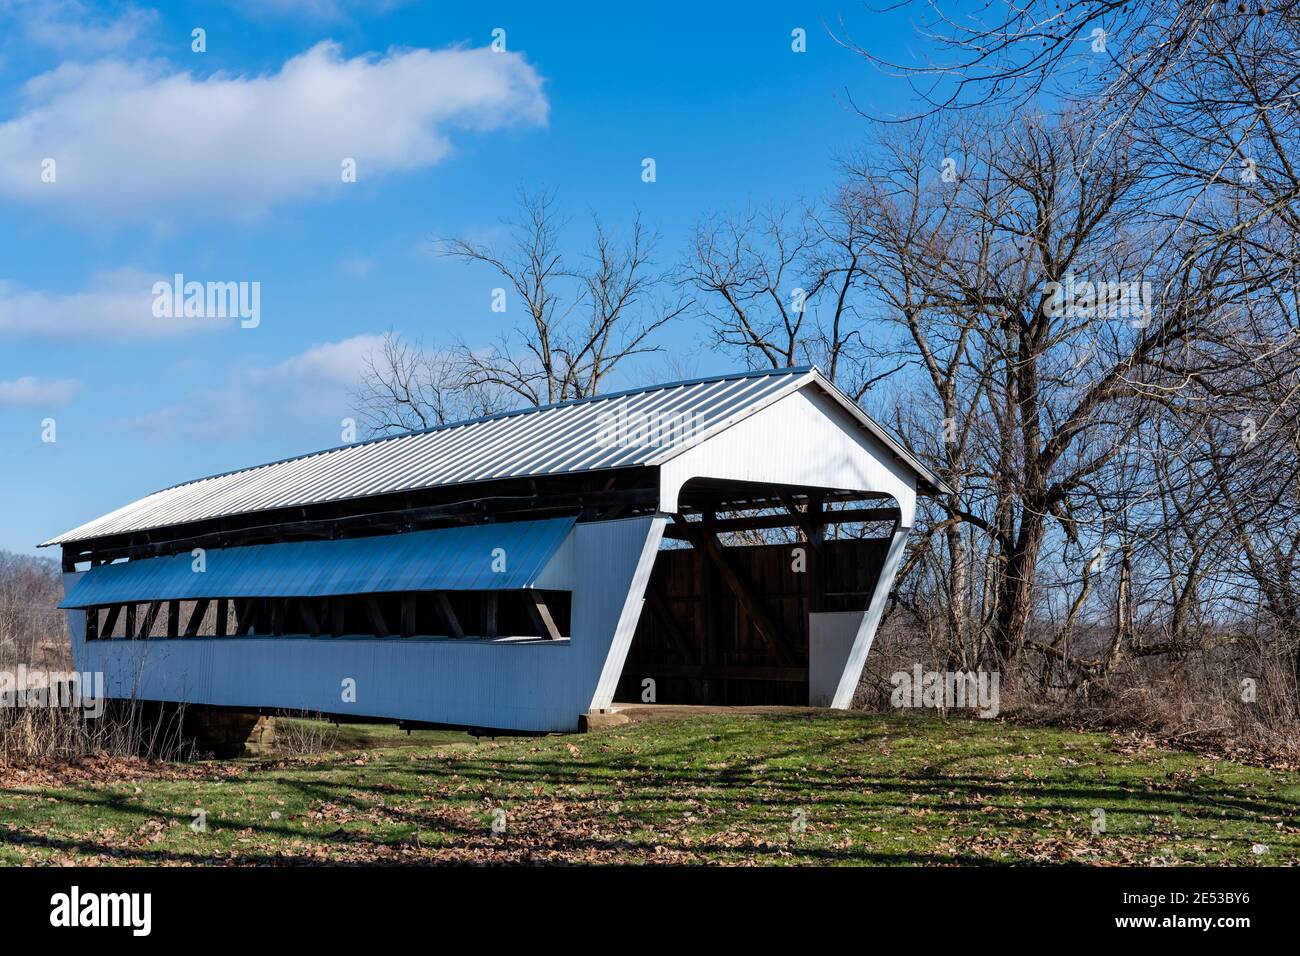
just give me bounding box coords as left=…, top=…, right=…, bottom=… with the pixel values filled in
left=1, top=712, right=1297, bottom=865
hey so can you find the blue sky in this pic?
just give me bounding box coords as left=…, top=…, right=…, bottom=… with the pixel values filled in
left=0, top=0, right=932, bottom=555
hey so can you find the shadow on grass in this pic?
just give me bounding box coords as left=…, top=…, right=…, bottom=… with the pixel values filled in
left=3, top=713, right=1295, bottom=865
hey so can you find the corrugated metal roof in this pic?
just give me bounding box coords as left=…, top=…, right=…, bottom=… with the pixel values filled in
left=60, top=517, right=575, bottom=608
left=44, top=367, right=946, bottom=547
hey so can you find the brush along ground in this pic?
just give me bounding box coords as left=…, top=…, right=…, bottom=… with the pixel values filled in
left=1, top=712, right=1297, bottom=865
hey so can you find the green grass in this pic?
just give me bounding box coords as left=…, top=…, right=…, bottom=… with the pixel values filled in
left=2, top=713, right=1298, bottom=865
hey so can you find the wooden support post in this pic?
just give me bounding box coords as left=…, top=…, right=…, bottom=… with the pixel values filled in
left=672, top=514, right=798, bottom=667
left=184, top=599, right=210, bottom=637
left=270, top=599, right=286, bottom=636
left=85, top=607, right=99, bottom=641
left=215, top=599, right=229, bottom=637
left=330, top=598, right=345, bottom=638
left=138, top=601, right=162, bottom=639
left=400, top=593, right=417, bottom=638
left=779, top=491, right=824, bottom=551
left=433, top=592, right=464, bottom=639
left=482, top=592, right=498, bottom=639
left=699, top=510, right=718, bottom=702
left=244, top=599, right=264, bottom=636
left=524, top=590, right=563, bottom=640
left=101, top=604, right=121, bottom=640
left=166, top=600, right=180, bottom=638
left=124, top=603, right=137, bottom=640
left=299, top=599, right=321, bottom=637
left=231, top=599, right=248, bottom=635
left=808, top=496, right=825, bottom=614
left=361, top=596, right=388, bottom=638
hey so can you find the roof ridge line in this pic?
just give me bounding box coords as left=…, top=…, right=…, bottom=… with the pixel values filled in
left=101, top=366, right=819, bottom=500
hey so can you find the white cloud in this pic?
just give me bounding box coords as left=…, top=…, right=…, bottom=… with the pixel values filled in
left=126, top=333, right=382, bottom=440
left=0, top=375, right=82, bottom=407
left=248, top=332, right=383, bottom=397
left=1, top=0, right=156, bottom=55
left=0, top=268, right=236, bottom=340
left=0, top=41, right=548, bottom=222
left=233, top=0, right=408, bottom=21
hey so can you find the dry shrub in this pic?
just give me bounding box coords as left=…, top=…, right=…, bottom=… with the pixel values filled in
left=0, top=698, right=194, bottom=766
left=1009, top=645, right=1300, bottom=764
left=857, top=616, right=1300, bottom=764
left=272, top=712, right=340, bottom=756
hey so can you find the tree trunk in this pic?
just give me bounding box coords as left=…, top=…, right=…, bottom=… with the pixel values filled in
left=992, top=513, right=1046, bottom=662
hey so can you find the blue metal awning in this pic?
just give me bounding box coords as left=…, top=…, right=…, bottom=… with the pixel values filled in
left=60, top=517, right=576, bottom=609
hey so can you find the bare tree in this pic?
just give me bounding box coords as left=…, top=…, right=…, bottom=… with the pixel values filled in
left=0, top=551, right=67, bottom=669
left=353, top=333, right=505, bottom=434
left=355, top=190, right=687, bottom=436
left=681, top=195, right=889, bottom=399
left=689, top=108, right=1290, bottom=675
left=439, top=189, right=688, bottom=406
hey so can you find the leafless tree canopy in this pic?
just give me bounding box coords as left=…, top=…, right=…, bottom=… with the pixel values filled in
left=680, top=194, right=900, bottom=401
left=355, top=190, right=689, bottom=436
left=0, top=551, right=67, bottom=670
left=816, top=2, right=1300, bottom=734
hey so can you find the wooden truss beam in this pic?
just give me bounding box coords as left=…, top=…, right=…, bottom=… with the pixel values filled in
left=184, top=599, right=210, bottom=637
left=299, top=599, right=321, bottom=637
left=433, top=592, right=465, bottom=639
left=671, top=514, right=798, bottom=667
left=644, top=664, right=807, bottom=683
left=101, top=604, right=121, bottom=639
left=662, top=506, right=898, bottom=539
left=361, top=596, right=389, bottom=638
left=137, top=601, right=162, bottom=639
left=523, top=591, right=563, bottom=640
left=400, top=594, right=418, bottom=638
left=778, top=492, right=823, bottom=551
left=270, top=598, right=286, bottom=636
left=232, top=599, right=255, bottom=635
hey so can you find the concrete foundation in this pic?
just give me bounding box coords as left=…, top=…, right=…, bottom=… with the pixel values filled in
left=183, top=708, right=276, bottom=757
left=579, top=710, right=631, bottom=732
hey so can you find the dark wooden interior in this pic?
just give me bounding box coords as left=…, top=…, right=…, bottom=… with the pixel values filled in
left=616, top=536, right=891, bottom=706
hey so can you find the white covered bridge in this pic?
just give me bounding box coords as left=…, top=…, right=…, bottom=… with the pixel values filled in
left=46, top=367, right=947, bottom=733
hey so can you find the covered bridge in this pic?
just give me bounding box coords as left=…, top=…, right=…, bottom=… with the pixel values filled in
left=45, top=367, right=947, bottom=733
